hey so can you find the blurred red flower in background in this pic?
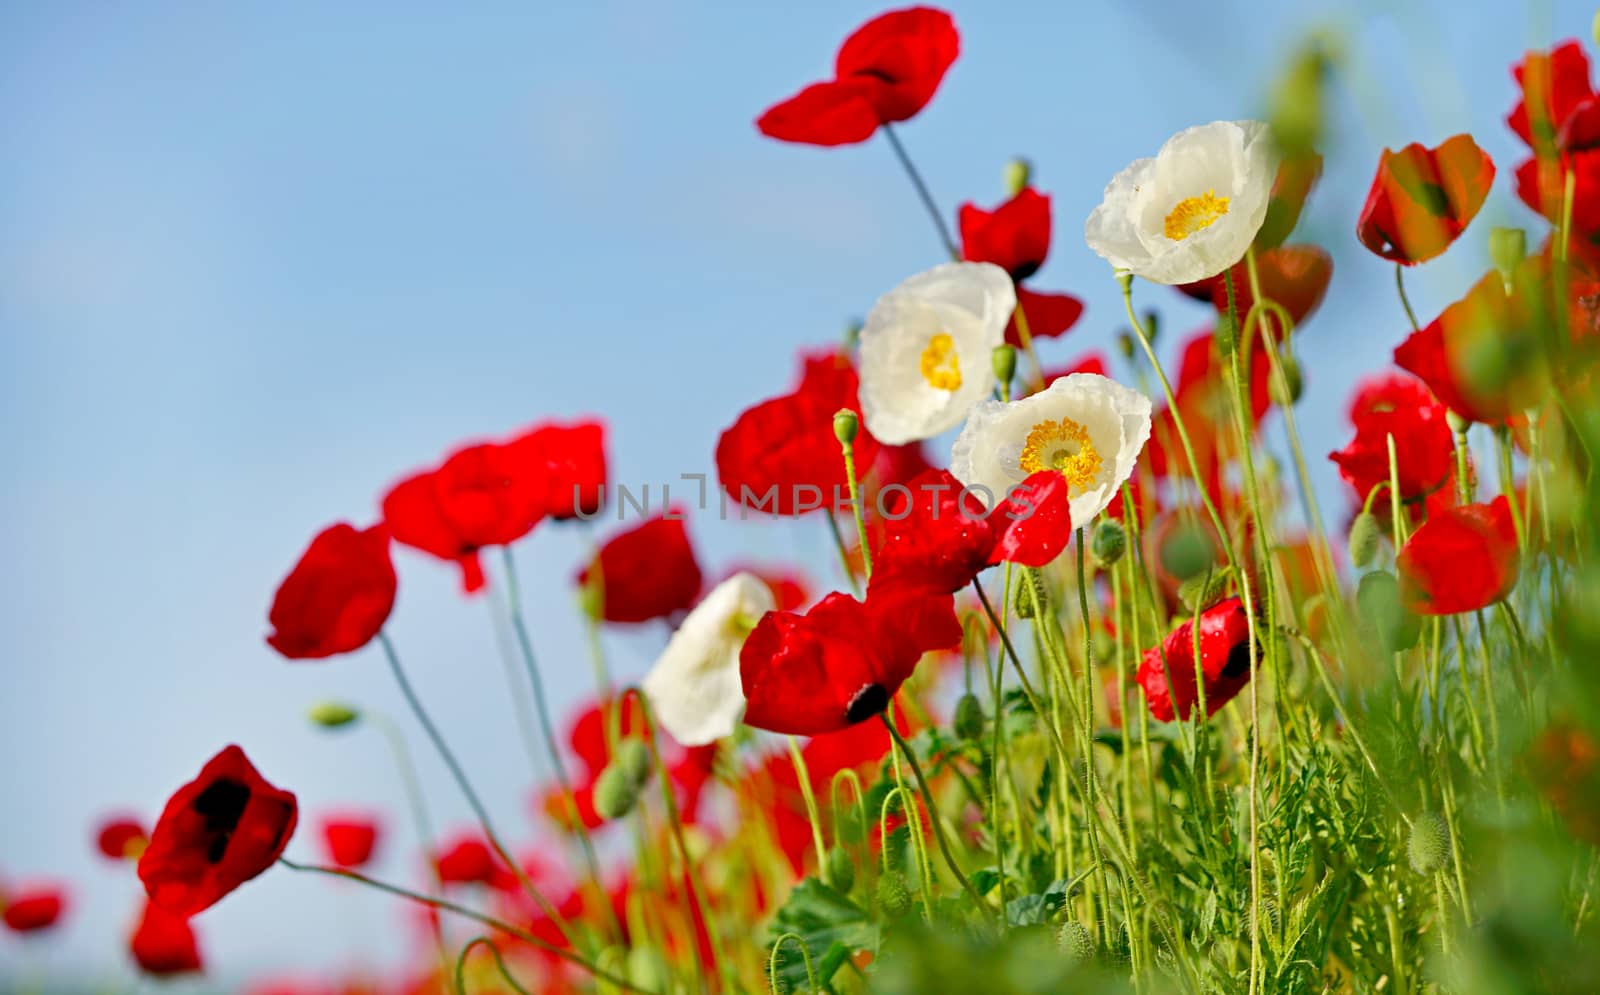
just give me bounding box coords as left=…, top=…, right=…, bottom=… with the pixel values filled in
left=139, top=746, right=298, bottom=916
left=266, top=523, right=397, bottom=660
left=1177, top=244, right=1333, bottom=330
left=2, top=884, right=67, bottom=933
left=96, top=816, right=150, bottom=861
left=505, top=419, right=608, bottom=521
left=129, top=900, right=203, bottom=977
left=1357, top=134, right=1495, bottom=264
left=434, top=833, right=498, bottom=887
left=757, top=7, right=958, bottom=146
left=1397, top=496, right=1520, bottom=615
left=318, top=815, right=381, bottom=870
left=577, top=512, right=702, bottom=624
left=1137, top=597, right=1255, bottom=722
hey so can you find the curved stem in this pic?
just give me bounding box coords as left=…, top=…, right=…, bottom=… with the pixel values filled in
left=454, top=937, right=535, bottom=995
left=1395, top=263, right=1422, bottom=332
left=878, top=712, right=992, bottom=916
left=882, top=123, right=959, bottom=259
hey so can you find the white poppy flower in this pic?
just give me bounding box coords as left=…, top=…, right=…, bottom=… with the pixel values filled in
left=642, top=572, right=776, bottom=746
left=950, top=373, right=1152, bottom=527
left=1084, top=120, right=1279, bottom=286
left=858, top=262, right=1016, bottom=445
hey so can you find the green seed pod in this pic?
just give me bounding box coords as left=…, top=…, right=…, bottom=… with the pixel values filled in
left=1055, top=920, right=1095, bottom=965
left=593, top=763, right=642, bottom=821
left=1445, top=408, right=1471, bottom=435
left=614, top=737, right=653, bottom=788
left=1012, top=568, right=1049, bottom=620
left=824, top=845, right=855, bottom=895
left=874, top=872, right=912, bottom=919
left=833, top=408, right=859, bottom=447
left=1004, top=157, right=1033, bottom=197
left=991, top=344, right=1018, bottom=389
left=953, top=692, right=985, bottom=741
left=1142, top=309, right=1160, bottom=345
left=1271, top=354, right=1304, bottom=406
left=1408, top=811, right=1452, bottom=875
left=1116, top=331, right=1136, bottom=361
left=308, top=702, right=360, bottom=729
left=1091, top=518, right=1127, bottom=567
left=1348, top=510, right=1382, bottom=569
left=1488, top=227, right=1526, bottom=288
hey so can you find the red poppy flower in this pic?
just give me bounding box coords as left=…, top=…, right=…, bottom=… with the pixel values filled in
left=97, top=816, right=150, bottom=861
left=740, top=584, right=960, bottom=735
left=1357, top=135, right=1495, bottom=265
left=757, top=7, right=959, bottom=147
left=577, top=512, right=702, bottom=624
left=138, top=745, right=298, bottom=916
left=1177, top=244, right=1333, bottom=331
left=1329, top=373, right=1454, bottom=503
left=505, top=419, right=608, bottom=521
left=1010, top=288, right=1085, bottom=346
left=1255, top=152, right=1324, bottom=250
left=870, top=468, right=1071, bottom=595
left=434, top=833, right=498, bottom=886
left=318, top=815, right=380, bottom=870
left=266, top=523, right=396, bottom=660
left=381, top=442, right=544, bottom=594
left=2, top=884, right=66, bottom=933
left=717, top=350, right=880, bottom=516
left=1397, top=496, right=1519, bottom=615
left=960, top=187, right=1050, bottom=281
left=1136, top=596, right=1255, bottom=722
left=1508, top=40, right=1593, bottom=153
left=130, top=900, right=203, bottom=977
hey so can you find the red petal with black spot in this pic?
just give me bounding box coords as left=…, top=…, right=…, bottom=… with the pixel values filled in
left=130, top=900, right=203, bottom=977
left=959, top=187, right=1051, bottom=282
left=138, top=746, right=298, bottom=917
left=266, top=523, right=396, bottom=660
left=1357, top=134, right=1495, bottom=265
left=318, top=815, right=380, bottom=869
left=1397, top=496, right=1520, bottom=615
left=1136, top=597, right=1255, bottom=722
left=577, top=513, right=702, bottom=624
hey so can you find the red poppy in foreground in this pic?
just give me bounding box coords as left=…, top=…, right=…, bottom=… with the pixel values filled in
left=130, top=900, right=203, bottom=977
left=97, top=816, right=150, bottom=861
left=318, top=815, right=380, bottom=870
left=434, top=833, right=499, bottom=886
left=740, top=584, right=960, bottom=735
left=870, top=468, right=1071, bottom=595
left=139, top=746, right=298, bottom=916
left=1136, top=597, right=1255, bottom=722
left=2, top=884, right=67, bottom=933
left=757, top=7, right=959, bottom=146
left=1329, top=373, right=1453, bottom=503
left=1357, top=134, right=1495, bottom=265
left=577, top=512, right=702, bottom=624
left=506, top=419, right=608, bottom=521
left=1397, top=496, right=1519, bottom=615
left=382, top=442, right=544, bottom=594
left=717, top=351, right=880, bottom=516
left=266, top=523, right=397, bottom=660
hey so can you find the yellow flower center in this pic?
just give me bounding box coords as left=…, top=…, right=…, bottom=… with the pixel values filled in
left=918, top=333, right=962, bottom=391
left=1019, top=416, right=1103, bottom=492
left=1163, top=190, right=1231, bottom=241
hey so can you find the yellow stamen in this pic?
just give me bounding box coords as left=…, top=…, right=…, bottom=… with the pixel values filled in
left=919, top=333, right=962, bottom=391
left=1163, top=189, right=1231, bottom=241
left=1020, top=416, right=1103, bottom=492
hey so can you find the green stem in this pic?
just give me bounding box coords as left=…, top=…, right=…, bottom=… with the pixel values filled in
left=879, top=712, right=992, bottom=915
left=882, top=122, right=959, bottom=260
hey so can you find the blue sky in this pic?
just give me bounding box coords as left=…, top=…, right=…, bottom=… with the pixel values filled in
left=1, top=0, right=1589, bottom=983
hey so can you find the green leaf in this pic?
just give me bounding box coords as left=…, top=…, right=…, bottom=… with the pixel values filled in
left=768, top=877, right=877, bottom=993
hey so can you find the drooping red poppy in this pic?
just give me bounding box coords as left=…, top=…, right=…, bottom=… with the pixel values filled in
left=717, top=350, right=880, bottom=516
left=1136, top=596, right=1255, bottom=722
left=1396, top=496, right=1520, bottom=615
left=97, top=816, right=150, bottom=861
left=1329, top=372, right=1454, bottom=503
left=959, top=187, right=1050, bottom=281
left=1508, top=40, right=1594, bottom=153
left=740, top=584, right=960, bottom=735
left=576, top=512, right=702, bottom=624
left=1357, top=135, right=1495, bottom=265
left=2, top=884, right=66, bottom=933
left=869, top=468, right=1071, bottom=595
left=318, top=815, right=380, bottom=870
left=138, top=745, right=298, bottom=917
left=505, top=419, right=608, bottom=521
left=266, top=523, right=397, bottom=660
left=757, top=7, right=959, bottom=146
left=381, top=442, right=544, bottom=594
left=434, top=833, right=498, bottom=886
left=129, top=900, right=203, bottom=977
left=1177, top=244, right=1333, bottom=331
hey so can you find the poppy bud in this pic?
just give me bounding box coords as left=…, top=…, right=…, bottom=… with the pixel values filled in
left=1270, top=354, right=1304, bottom=406
left=1013, top=568, right=1049, bottom=619
left=1408, top=811, right=1452, bottom=875
left=1142, top=310, right=1160, bottom=344
left=874, top=872, right=912, bottom=919
left=1356, top=570, right=1421, bottom=653
left=833, top=408, right=859, bottom=447
left=1488, top=227, right=1526, bottom=289
left=824, top=846, right=855, bottom=894
left=1004, top=157, right=1032, bottom=197
left=1348, top=511, right=1382, bottom=569
left=1116, top=331, right=1136, bottom=360
left=953, top=693, right=985, bottom=741
left=991, top=344, right=1017, bottom=388
left=1091, top=519, right=1127, bottom=567
left=1268, top=38, right=1332, bottom=159
left=593, top=738, right=653, bottom=821
left=1445, top=408, right=1471, bottom=435
left=1055, top=920, right=1095, bottom=965
left=1179, top=568, right=1232, bottom=614
left=308, top=702, right=360, bottom=729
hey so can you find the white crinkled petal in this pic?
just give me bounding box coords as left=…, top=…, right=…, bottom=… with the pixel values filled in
left=641, top=572, right=775, bottom=746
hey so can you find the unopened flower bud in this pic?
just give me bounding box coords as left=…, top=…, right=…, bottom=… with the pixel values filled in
left=953, top=693, right=985, bottom=741
left=1142, top=309, right=1160, bottom=345
left=614, top=737, right=652, bottom=787
left=593, top=738, right=653, bottom=821
left=1348, top=511, right=1381, bottom=569
left=1055, top=920, right=1095, bottom=964
left=991, top=344, right=1017, bottom=388
left=1004, top=157, right=1033, bottom=196
left=1271, top=354, right=1304, bottom=406
left=833, top=408, right=859, bottom=447
left=1091, top=519, right=1127, bottom=567
left=824, top=846, right=855, bottom=894
left=309, top=702, right=360, bottom=729
left=1116, top=331, right=1136, bottom=361
left=874, top=871, right=912, bottom=918
left=1408, top=811, right=1452, bottom=875
left=1488, top=227, right=1526, bottom=289
left=1013, top=568, right=1049, bottom=619
left=1445, top=408, right=1471, bottom=435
